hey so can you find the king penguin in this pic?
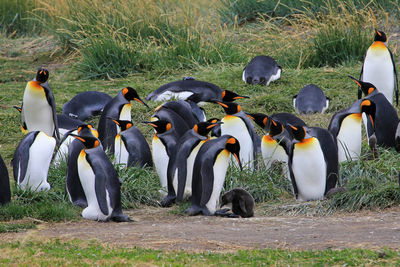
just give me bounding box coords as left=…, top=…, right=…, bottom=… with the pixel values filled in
left=143, top=120, right=179, bottom=200
left=66, top=124, right=99, bottom=208
left=185, top=135, right=242, bottom=216
left=70, top=134, right=131, bottom=222
left=287, top=125, right=338, bottom=201
left=110, top=119, right=153, bottom=168
left=98, top=87, right=148, bottom=153
left=0, top=153, right=11, bottom=205
left=213, top=101, right=258, bottom=170
left=242, top=55, right=282, bottom=85
left=21, top=68, right=60, bottom=140
left=12, top=131, right=56, bottom=192
left=167, top=121, right=220, bottom=204
left=360, top=29, right=398, bottom=105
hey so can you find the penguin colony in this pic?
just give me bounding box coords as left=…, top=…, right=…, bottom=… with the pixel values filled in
left=0, top=29, right=399, bottom=220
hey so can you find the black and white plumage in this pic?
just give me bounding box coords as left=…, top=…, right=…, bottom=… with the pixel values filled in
left=293, top=84, right=329, bottom=114
left=0, top=153, right=11, bottom=205
left=242, top=55, right=282, bottom=85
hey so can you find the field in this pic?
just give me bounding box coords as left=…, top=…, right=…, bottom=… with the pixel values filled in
left=1, top=0, right=400, bottom=265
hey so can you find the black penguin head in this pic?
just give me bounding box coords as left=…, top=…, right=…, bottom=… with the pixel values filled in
left=221, top=90, right=249, bottom=102
left=225, top=137, right=242, bottom=170
left=374, top=29, right=387, bottom=42
left=360, top=99, right=376, bottom=129
left=109, top=118, right=133, bottom=132
left=142, top=120, right=172, bottom=134
left=193, top=121, right=222, bottom=137
left=212, top=100, right=242, bottom=115
left=207, top=118, right=222, bottom=137
left=70, top=134, right=100, bottom=149
left=246, top=113, right=269, bottom=130
left=122, top=87, right=149, bottom=107
left=35, top=68, right=49, bottom=83
left=288, top=125, right=306, bottom=141
left=348, top=75, right=377, bottom=96
left=269, top=119, right=284, bottom=137
left=77, top=124, right=99, bottom=138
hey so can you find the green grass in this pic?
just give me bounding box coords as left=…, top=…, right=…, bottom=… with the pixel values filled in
left=0, top=222, right=36, bottom=233
left=0, top=240, right=399, bottom=265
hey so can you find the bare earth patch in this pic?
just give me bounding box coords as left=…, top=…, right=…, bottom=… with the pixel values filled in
left=2, top=206, right=400, bottom=252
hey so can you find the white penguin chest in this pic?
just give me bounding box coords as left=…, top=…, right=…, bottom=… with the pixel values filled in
left=337, top=113, right=362, bottom=162
left=291, top=138, right=326, bottom=201
left=152, top=135, right=169, bottom=190
left=119, top=103, right=132, bottom=121
left=261, top=135, right=288, bottom=169
left=114, top=134, right=129, bottom=166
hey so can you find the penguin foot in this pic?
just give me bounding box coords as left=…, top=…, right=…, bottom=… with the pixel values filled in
left=184, top=205, right=202, bottom=216
left=368, top=134, right=379, bottom=159
left=72, top=199, right=88, bottom=208
left=161, top=195, right=176, bottom=207
left=111, top=214, right=132, bottom=222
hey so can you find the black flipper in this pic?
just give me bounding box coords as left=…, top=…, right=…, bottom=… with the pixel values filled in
left=12, top=131, right=38, bottom=184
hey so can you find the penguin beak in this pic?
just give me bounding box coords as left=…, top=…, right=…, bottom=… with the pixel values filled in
left=70, top=134, right=86, bottom=143
left=348, top=75, right=362, bottom=87
left=142, top=121, right=157, bottom=128
left=13, top=105, right=22, bottom=113
left=233, top=95, right=249, bottom=100
left=210, top=99, right=228, bottom=108
left=134, top=98, right=149, bottom=108
left=246, top=113, right=255, bottom=120
left=233, top=153, right=243, bottom=171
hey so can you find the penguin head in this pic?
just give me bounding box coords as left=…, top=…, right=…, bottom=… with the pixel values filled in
left=122, top=87, right=149, bottom=107
left=221, top=90, right=249, bottom=102
left=269, top=119, right=284, bottom=137
left=246, top=113, right=269, bottom=130
left=287, top=125, right=307, bottom=142
left=77, top=124, right=99, bottom=138
left=109, top=118, right=133, bottom=132
left=194, top=121, right=222, bottom=137
left=225, top=137, right=242, bottom=171
left=360, top=99, right=376, bottom=128
left=212, top=100, right=242, bottom=115
left=70, top=134, right=101, bottom=149
left=374, top=29, right=387, bottom=42
left=35, top=68, right=49, bottom=83
left=142, top=120, right=172, bottom=134
left=348, top=75, right=377, bottom=96
left=207, top=118, right=222, bottom=137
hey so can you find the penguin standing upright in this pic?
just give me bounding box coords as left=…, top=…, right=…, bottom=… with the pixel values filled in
left=0, top=153, right=11, bottom=205
left=21, top=68, right=60, bottom=140
left=167, top=121, right=219, bottom=203
left=70, top=134, right=130, bottom=222
left=185, top=135, right=242, bottom=216
left=143, top=120, right=179, bottom=202
left=287, top=125, right=338, bottom=201
left=12, top=131, right=56, bottom=191
left=98, top=87, right=148, bottom=153
left=110, top=119, right=152, bottom=168
left=360, top=30, right=398, bottom=105
left=213, top=101, right=258, bottom=170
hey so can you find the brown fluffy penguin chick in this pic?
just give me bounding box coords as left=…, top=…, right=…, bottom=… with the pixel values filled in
left=220, top=188, right=255, bottom=218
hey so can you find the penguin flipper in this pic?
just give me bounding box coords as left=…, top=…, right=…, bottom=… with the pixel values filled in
left=12, top=132, right=37, bottom=183
left=42, top=82, right=60, bottom=141
left=66, top=140, right=87, bottom=207
left=199, top=164, right=216, bottom=208
left=389, top=48, right=398, bottom=106
left=0, top=154, right=11, bottom=205
left=288, top=144, right=299, bottom=198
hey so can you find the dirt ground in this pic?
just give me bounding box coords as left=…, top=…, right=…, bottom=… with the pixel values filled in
left=2, top=206, right=400, bottom=252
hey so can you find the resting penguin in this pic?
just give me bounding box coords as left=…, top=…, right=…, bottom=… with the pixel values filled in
left=287, top=125, right=338, bottom=201
left=65, top=124, right=99, bottom=208
left=167, top=121, right=220, bottom=203
left=212, top=101, right=258, bottom=170
left=0, top=153, right=11, bottom=205
left=21, top=68, right=60, bottom=140
left=219, top=188, right=255, bottom=218
left=57, top=114, right=85, bottom=138
left=146, top=77, right=248, bottom=104
left=185, top=135, right=242, bottom=216
left=360, top=29, right=398, bottom=105
left=98, top=87, right=148, bottom=153
left=242, top=55, right=282, bottom=85
left=152, top=106, right=192, bottom=138
left=12, top=131, right=56, bottom=192
left=349, top=76, right=399, bottom=148
left=143, top=120, right=179, bottom=201
left=62, top=91, right=112, bottom=121
left=328, top=99, right=376, bottom=162
left=154, top=100, right=200, bottom=131
left=70, top=134, right=131, bottom=222
left=293, top=84, right=330, bottom=114
left=110, top=119, right=153, bottom=168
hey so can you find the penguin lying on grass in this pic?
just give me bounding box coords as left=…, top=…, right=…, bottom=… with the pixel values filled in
left=242, top=55, right=281, bottom=86
left=218, top=188, right=255, bottom=218
left=293, top=84, right=330, bottom=114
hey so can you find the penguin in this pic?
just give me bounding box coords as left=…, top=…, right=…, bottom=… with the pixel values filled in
left=146, top=77, right=248, bottom=104
left=154, top=100, right=200, bottom=129
left=167, top=121, right=220, bottom=204
left=110, top=119, right=153, bottom=168
left=293, top=84, right=330, bottom=114
left=12, top=131, right=56, bottom=192
left=62, top=91, right=112, bottom=121
left=13, top=105, right=28, bottom=134
left=143, top=120, right=179, bottom=201
left=70, top=134, right=131, bottom=222
left=219, top=188, right=255, bottom=218
left=65, top=124, right=99, bottom=208
left=213, top=101, right=258, bottom=170
left=328, top=98, right=376, bottom=162
left=185, top=135, right=242, bottom=216
left=287, top=125, right=338, bottom=201
left=98, top=87, right=148, bottom=153
left=349, top=76, right=399, bottom=148
left=360, top=29, right=398, bottom=105
left=208, top=118, right=222, bottom=137
left=152, top=106, right=192, bottom=137
left=0, top=153, right=11, bottom=205
left=21, top=68, right=60, bottom=140
left=242, top=55, right=282, bottom=85
left=57, top=114, right=85, bottom=138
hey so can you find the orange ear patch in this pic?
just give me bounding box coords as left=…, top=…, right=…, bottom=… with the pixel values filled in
left=166, top=123, right=172, bottom=131
left=122, top=88, right=128, bottom=95
left=226, top=137, right=236, bottom=144
left=193, top=124, right=198, bottom=133
left=368, top=87, right=375, bottom=95
left=94, top=140, right=100, bottom=147
left=361, top=99, right=372, bottom=107
left=263, top=117, right=268, bottom=126
left=237, top=105, right=242, bottom=112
